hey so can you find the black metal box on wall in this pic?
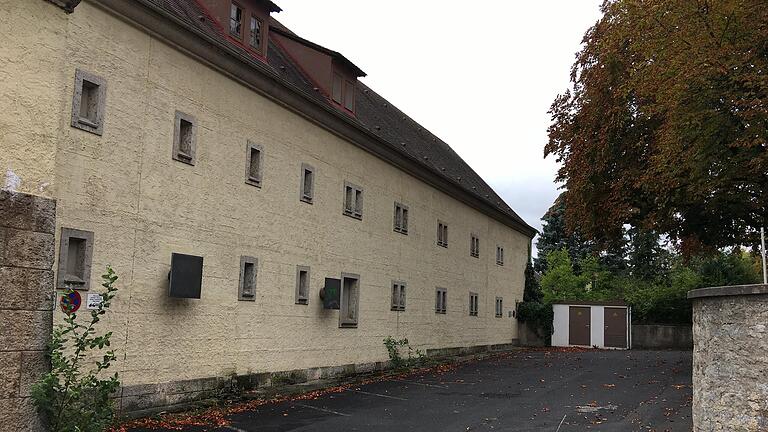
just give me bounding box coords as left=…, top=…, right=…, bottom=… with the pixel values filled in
left=169, top=253, right=203, bottom=299
left=321, top=278, right=341, bottom=309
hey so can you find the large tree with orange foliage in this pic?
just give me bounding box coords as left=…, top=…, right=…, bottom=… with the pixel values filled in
left=546, top=0, right=768, bottom=254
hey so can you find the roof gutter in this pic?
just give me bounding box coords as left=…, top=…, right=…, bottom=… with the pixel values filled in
left=87, top=0, right=537, bottom=238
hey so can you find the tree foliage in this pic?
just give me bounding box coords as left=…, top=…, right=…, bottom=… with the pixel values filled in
left=546, top=0, right=768, bottom=253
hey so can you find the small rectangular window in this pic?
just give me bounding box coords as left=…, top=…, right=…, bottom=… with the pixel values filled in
left=343, top=80, right=355, bottom=111
left=245, top=141, right=263, bottom=187
left=435, top=288, right=447, bottom=314
left=300, top=163, right=314, bottom=203
left=437, top=221, right=448, bottom=247
left=238, top=256, right=258, bottom=301
left=340, top=273, right=360, bottom=328
left=295, top=266, right=310, bottom=304
left=172, top=111, right=197, bottom=165
left=391, top=281, right=406, bottom=311
left=393, top=202, right=409, bottom=234
left=470, top=234, right=480, bottom=258
left=332, top=73, right=343, bottom=103
left=495, top=297, right=504, bottom=318
left=343, top=181, right=363, bottom=220
left=249, top=15, right=263, bottom=51
left=496, top=246, right=504, bottom=265
left=71, top=69, right=106, bottom=135
left=469, top=292, right=479, bottom=316
left=230, top=3, right=243, bottom=38
left=57, top=228, right=94, bottom=290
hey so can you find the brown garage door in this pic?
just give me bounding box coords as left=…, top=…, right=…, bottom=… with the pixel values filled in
left=604, top=307, right=627, bottom=348
left=568, top=306, right=591, bottom=346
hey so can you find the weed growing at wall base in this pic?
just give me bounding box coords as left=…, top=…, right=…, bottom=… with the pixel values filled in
left=31, top=266, right=121, bottom=432
left=383, top=336, right=426, bottom=370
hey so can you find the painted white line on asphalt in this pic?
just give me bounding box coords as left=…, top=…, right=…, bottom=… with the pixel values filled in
left=395, top=380, right=449, bottom=389
left=223, top=426, right=248, bottom=432
left=348, top=389, right=408, bottom=401
left=294, top=402, right=352, bottom=417
left=555, top=414, right=567, bottom=432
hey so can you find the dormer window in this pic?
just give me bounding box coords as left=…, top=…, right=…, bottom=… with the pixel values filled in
left=250, top=15, right=263, bottom=51
left=230, top=3, right=243, bottom=38
left=332, top=73, right=343, bottom=104
left=343, top=80, right=355, bottom=111
left=332, top=72, right=355, bottom=111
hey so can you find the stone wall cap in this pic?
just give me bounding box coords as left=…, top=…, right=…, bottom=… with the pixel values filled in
left=687, top=284, right=768, bottom=299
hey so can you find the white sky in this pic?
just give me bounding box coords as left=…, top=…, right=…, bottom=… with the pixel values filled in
left=278, top=1, right=604, bottom=251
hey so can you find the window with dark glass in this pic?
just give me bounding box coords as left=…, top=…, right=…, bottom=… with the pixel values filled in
left=435, top=288, right=447, bottom=314
left=230, top=3, right=243, bottom=38
left=391, top=281, right=406, bottom=311
left=250, top=15, right=263, bottom=50
left=470, top=234, right=480, bottom=258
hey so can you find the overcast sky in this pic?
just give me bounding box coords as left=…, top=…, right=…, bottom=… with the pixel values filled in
left=278, top=1, right=604, bottom=252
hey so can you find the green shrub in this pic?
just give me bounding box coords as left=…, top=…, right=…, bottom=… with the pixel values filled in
left=31, top=267, right=121, bottom=432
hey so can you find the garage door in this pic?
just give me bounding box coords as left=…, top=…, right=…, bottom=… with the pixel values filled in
left=568, top=306, right=591, bottom=346
left=604, top=307, right=627, bottom=348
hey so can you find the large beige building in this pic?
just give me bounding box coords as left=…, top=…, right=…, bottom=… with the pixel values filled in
left=0, top=0, right=535, bottom=422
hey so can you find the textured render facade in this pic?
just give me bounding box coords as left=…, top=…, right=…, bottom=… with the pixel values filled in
left=0, top=0, right=535, bottom=419
left=689, top=285, right=768, bottom=432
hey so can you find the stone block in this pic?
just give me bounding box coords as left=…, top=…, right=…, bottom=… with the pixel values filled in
left=0, top=397, right=44, bottom=432
left=0, top=267, right=54, bottom=311
left=0, top=310, right=52, bottom=352
left=19, top=351, right=48, bottom=398
left=0, top=191, right=56, bottom=234
left=0, top=352, right=21, bottom=398
left=0, top=228, right=55, bottom=270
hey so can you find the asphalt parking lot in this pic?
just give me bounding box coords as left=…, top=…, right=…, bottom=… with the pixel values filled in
left=127, top=349, right=692, bottom=432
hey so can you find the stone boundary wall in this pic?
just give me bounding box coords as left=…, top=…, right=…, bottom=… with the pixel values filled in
left=688, top=284, right=768, bottom=431
left=631, top=324, right=692, bottom=350
left=0, top=190, right=56, bottom=432
left=117, top=341, right=519, bottom=418
left=517, top=322, right=547, bottom=347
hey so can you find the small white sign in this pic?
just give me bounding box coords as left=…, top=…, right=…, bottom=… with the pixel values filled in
left=86, top=293, right=103, bottom=310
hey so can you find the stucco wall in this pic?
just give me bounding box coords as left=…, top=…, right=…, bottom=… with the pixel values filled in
left=39, top=0, right=531, bottom=395
left=690, top=287, right=768, bottom=431
left=0, top=0, right=67, bottom=198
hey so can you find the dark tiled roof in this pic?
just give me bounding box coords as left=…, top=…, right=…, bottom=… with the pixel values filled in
left=139, top=0, right=534, bottom=235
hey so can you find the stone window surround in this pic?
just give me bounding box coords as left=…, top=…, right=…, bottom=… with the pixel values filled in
left=56, top=227, right=94, bottom=291
left=470, top=233, right=480, bottom=258
left=437, top=220, right=448, bottom=248
left=245, top=141, right=263, bottom=187
left=495, top=296, right=503, bottom=318
left=469, top=292, right=479, bottom=316
left=435, top=287, right=447, bottom=314
left=391, top=280, right=406, bottom=311
left=300, top=163, right=314, bottom=203
left=70, top=69, right=107, bottom=136
left=295, top=265, right=310, bottom=305
left=393, top=202, right=409, bottom=234
left=339, top=272, right=360, bottom=328
left=496, top=245, right=504, bottom=266
left=172, top=110, right=197, bottom=165
left=238, top=255, right=258, bottom=301
left=342, top=181, right=363, bottom=220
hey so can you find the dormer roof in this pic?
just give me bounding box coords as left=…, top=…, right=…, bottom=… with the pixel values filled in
left=270, top=26, right=366, bottom=77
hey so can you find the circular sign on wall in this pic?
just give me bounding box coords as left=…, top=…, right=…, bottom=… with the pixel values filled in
left=60, top=290, right=82, bottom=314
